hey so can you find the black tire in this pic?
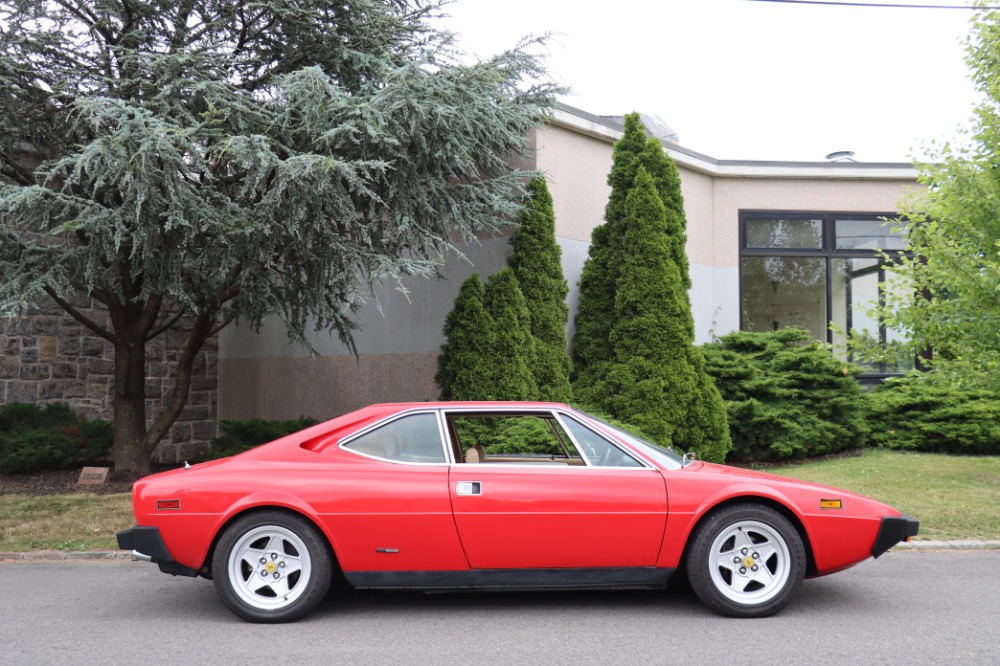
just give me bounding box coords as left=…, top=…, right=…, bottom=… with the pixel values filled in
left=686, top=504, right=805, bottom=618
left=212, top=510, right=332, bottom=623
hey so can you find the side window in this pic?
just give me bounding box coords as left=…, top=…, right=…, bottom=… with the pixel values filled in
left=343, top=413, right=446, bottom=463
left=560, top=417, right=643, bottom=468
left=448, top=414, right=583, bottom=464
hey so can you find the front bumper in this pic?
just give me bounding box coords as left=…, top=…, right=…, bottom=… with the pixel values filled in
left=871, top=514, right=920, bottom=559
left=117, top=526, right=198, bottom=577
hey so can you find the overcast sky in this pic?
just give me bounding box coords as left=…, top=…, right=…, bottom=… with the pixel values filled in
left=442, top=0, right=982, bottom=163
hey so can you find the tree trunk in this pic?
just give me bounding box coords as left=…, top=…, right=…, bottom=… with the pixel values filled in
left=112, top=339, right=153, bottom=475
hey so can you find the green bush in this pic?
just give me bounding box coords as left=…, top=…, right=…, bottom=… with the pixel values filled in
left=701, top=329, right=870, bottom=462
left=0, top=403, right=112, bottom=473
left=0, top=402, right=77, bottom=431
left=0, top=429, right=78, bottom=473
left=78, top=420, right=114, bottom=461
left=206, top=417, right=319, bottom=459
left=868, top=375, right=1000, bottom=454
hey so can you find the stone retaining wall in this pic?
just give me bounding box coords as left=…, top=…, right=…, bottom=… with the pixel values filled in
left=0, top=296, right=217, bottom=463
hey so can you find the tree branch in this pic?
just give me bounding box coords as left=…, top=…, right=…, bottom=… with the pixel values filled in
left=144, top=308, right=215, bottom=447
left=43, top=286, right=117, bottom=343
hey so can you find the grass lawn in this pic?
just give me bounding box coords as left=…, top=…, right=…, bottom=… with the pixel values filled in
left=0, top=451, right=997, bottom=552
left=0, top=494, right=133, bottom=552
left=771, top=450, right=1000, bottom=541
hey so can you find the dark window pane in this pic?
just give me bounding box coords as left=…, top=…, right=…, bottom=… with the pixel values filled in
left=745, top=218, right=823, bottom=249
left=835, top=218, right=906, bottom=250
left=741, top=257, right=828, bottom=341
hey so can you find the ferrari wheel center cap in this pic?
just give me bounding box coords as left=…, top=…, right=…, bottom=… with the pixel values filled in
left=742, top=556, right=755, bottom=569
left=265, top=561, right=277, bottom=573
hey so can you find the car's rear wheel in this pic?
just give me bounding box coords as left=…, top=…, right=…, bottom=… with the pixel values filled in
left=686, top=504, right=805, bottom=618
left=212, top=510, right=332, bottom=623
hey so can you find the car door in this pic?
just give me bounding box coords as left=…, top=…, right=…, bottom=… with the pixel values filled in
left=447, top=411, right=668, bottom=569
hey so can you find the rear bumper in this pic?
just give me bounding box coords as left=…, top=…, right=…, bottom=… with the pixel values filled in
left=871, top=514, right=920, bottom=559
left=117, top=526, right=198, bottom=577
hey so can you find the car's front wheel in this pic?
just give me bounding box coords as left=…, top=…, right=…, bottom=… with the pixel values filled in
left=212, top=510, right=332, bottom=623
left=686, top=504, right=805, bottom=618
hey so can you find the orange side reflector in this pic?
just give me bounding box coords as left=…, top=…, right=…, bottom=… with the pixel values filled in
left=820, top=499, right=842, bottom=510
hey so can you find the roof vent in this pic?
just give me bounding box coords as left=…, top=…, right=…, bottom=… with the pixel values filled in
left=825, top=150, right=856, bottom=162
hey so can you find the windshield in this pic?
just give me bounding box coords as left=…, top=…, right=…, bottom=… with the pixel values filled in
left=575, top=410, right=686, bottom=470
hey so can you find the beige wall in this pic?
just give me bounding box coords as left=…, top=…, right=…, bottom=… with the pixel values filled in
left=533, top=124, right=612, bottom=243
left=219, top=353, right=439, bottom=421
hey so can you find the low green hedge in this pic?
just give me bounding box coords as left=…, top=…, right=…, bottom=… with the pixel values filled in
left=868, top=375, right=1000, bottom=455
left=0, top=403, right=113, bottom=473
left=204, top=417, right=320, bottom=460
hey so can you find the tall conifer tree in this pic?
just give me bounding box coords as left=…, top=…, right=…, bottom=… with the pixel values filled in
left=572, top=114, right=730, bottom=461
left=509, top=178, right=572, bottom=402
left=483, top=268, right=537, bottom=400
left=572, top=114, right=648, bottom=401
left=435, top=275, right=494, bottom=400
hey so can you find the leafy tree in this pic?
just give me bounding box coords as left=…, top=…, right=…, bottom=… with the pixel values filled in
left=856, top=5, right=1000, bottom=388
left=0, top=0, right=558, bottom=472
left=571, top=114, right=729, bottom=461
left=508, top=177, right=571, bottom=402
left=435, top=275, right=495, bottom=400
left=482, top=268, right=536, bottom=400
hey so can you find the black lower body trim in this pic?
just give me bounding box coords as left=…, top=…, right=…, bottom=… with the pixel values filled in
left=117, top=525, right=198, bottom=577
left=344, top=567, right=674, bottom=591
left=871, top=514, right=920, bottom=558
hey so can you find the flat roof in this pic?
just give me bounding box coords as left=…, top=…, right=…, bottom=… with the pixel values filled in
left=550, top=102, right=918, bottom=181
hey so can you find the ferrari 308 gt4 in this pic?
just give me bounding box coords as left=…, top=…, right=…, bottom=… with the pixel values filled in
left=117, top=402, right=918, bottom=622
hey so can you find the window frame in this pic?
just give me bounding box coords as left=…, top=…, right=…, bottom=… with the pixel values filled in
left=739, top=210, right=911, bottom=381
left=440, top=407, right=655, bottom=469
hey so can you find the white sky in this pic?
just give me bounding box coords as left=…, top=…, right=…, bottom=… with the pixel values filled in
left=442, top=0, right=982, bottom=162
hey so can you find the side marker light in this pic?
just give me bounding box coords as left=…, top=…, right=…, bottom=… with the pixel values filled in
left=157, top=499, right=181, bottom=510
left=820, top=499, right=842, bottom=510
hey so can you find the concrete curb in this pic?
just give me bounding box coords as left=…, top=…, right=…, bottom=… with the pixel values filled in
left=1, top=550, right=134, bottom=561
left=3, top=541, right=999, bottom=563
left=894, top=540, right=1000, bottom=551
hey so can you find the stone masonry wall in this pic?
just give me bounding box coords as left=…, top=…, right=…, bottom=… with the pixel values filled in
left=0, top=295, right=217, bottom=464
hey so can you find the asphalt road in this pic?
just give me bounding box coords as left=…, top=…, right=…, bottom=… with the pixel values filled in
left=1, top=550, right=996, bottom=666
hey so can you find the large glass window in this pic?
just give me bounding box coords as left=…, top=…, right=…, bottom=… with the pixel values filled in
left=740, top=213, right=911, bottom=378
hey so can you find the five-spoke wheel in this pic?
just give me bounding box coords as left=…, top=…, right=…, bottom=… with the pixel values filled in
left=212, top=511, right=332, bottom=623
left=687, top=504, right=805, bottom=618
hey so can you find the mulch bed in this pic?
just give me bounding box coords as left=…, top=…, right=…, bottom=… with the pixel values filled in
left=0, top=465, right=178, bottom=496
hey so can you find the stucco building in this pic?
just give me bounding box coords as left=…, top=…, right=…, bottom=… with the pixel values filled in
left=217, top=103, right=919, bottom=424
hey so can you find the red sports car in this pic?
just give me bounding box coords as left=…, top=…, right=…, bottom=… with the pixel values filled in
left=117, top=402, right=918, bottom=622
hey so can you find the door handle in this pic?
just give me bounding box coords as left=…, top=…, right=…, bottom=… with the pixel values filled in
left=456, top=481, right=482, bottom=495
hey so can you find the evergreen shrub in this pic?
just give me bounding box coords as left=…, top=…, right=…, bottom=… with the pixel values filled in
left=0, top=429, right=77, bottom=473
left=206, top=417, right=319, bottom=460
left=0, top=402, right=112, bottom=473
left=701, top=329, right=870, bottom=462
left=868, top=375, right=1000, bottom=454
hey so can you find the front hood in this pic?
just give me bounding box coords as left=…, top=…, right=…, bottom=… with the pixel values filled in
left=691, top=461, right=882, bottom=504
